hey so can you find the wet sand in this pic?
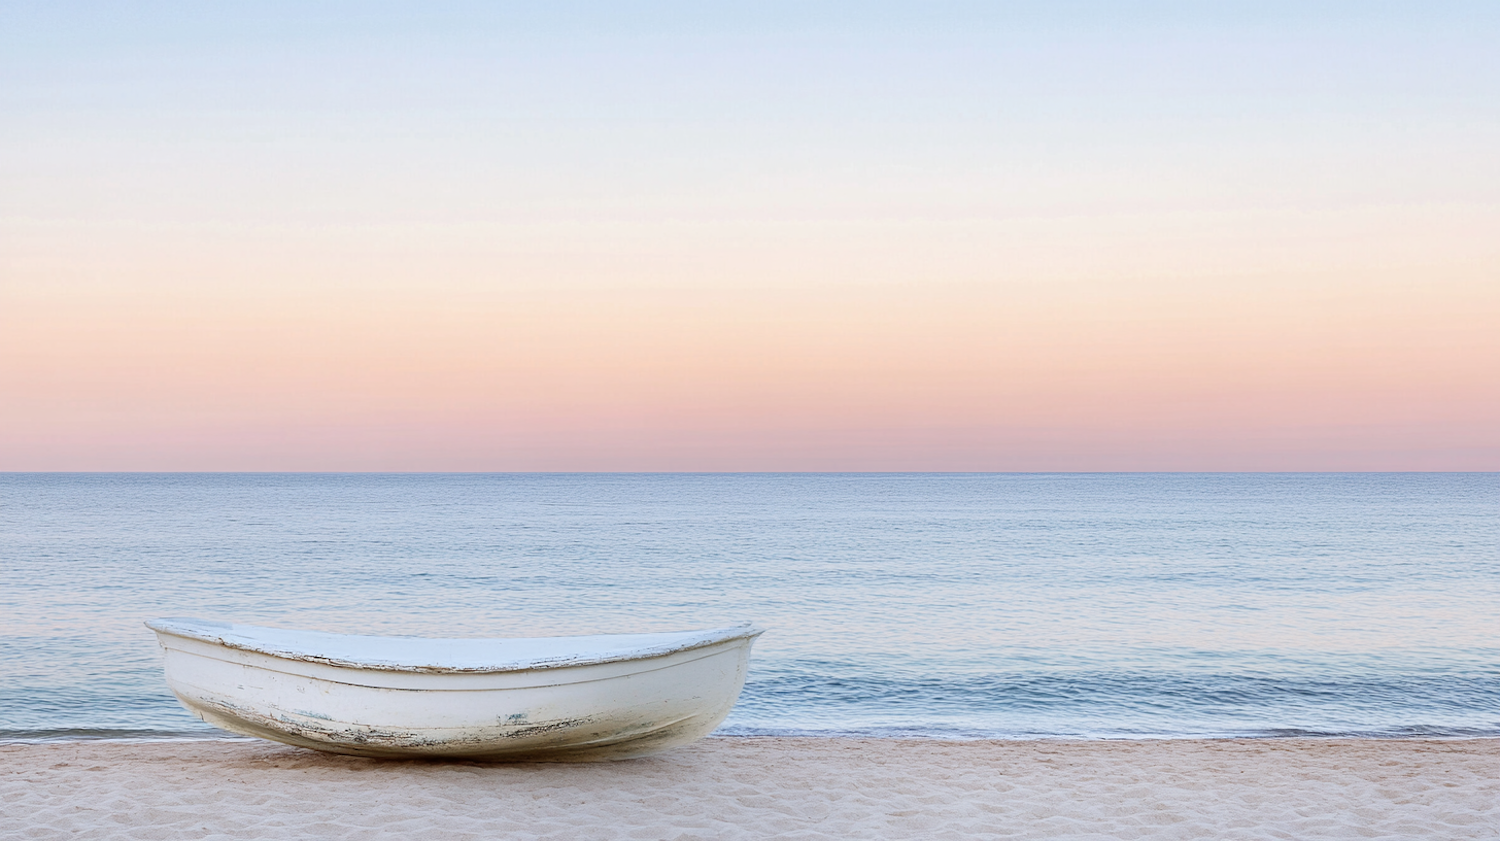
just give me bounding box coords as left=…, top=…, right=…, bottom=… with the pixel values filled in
left=3, top=737, right=1495, bottom=839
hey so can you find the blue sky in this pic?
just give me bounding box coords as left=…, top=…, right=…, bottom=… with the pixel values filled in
left=3, top=2, right=1497, bottom=470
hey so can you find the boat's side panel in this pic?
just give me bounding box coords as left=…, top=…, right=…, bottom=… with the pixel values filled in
left=147, top=618, right=759, bottom=674
left=159, top=634, right=729, bottom=690
left=158, top=636, right=754, bottom=760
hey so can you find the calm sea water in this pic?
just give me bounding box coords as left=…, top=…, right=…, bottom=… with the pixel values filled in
left=1, top=473, right=1496, bottom=741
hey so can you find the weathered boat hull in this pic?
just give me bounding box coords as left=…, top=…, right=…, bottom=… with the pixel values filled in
left=148, top=621, right=761, bottom=761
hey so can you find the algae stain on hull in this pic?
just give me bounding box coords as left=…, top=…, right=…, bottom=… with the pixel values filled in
left=189, top=696, right=706, bottom=761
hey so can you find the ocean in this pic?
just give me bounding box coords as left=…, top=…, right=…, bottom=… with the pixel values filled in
left=1, top=473, right=1495, bottom=741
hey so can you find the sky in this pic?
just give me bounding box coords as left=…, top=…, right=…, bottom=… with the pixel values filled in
left=2, top=1, right=1497, bottom=471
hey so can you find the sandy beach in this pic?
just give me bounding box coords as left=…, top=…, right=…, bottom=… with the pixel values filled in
left=3, top=737, right=1495, bottom=839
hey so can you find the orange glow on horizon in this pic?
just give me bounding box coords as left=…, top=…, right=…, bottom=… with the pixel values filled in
left=3, top=211, right=1496, bottom=471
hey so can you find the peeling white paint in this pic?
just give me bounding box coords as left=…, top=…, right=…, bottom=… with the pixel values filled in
left=146, top=618, right=763, bottom=761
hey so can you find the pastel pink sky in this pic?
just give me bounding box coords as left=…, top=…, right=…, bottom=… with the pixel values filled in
left=3, top=3, right=1497, bottom=470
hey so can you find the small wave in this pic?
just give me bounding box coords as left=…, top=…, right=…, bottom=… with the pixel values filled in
left=720, top=665, right=1500, bottom=739
left=716, top=725, right=1500, bottom=740
left=0, top=728, right=256, bottom=744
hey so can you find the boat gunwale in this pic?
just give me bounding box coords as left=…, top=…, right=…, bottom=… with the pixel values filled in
left=146, top=618, right=764, bottom=675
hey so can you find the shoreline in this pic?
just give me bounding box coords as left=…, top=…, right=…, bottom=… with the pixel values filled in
left=8, top=730, right=1499, bottom=744
left=5, top=736, right=1495, bottom=838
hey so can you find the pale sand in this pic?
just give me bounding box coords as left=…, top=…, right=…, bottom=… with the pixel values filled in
left=3, top=738, right=1495, bottom=840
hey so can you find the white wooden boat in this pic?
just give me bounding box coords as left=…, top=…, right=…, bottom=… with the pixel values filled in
left=146, top=618, right=763, bottom=761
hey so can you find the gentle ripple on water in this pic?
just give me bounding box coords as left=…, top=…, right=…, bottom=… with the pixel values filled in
left=1, top=473, right=1496, bottom=740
